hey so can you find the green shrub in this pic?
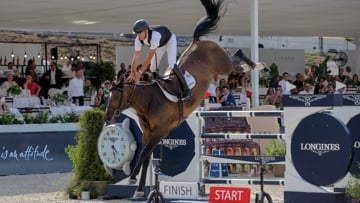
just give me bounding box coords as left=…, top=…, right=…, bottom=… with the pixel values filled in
left=265, top=140, right=286, bottom=156
left=65, top=108, right=117, bottom=199
left=346, top=174, right=360, bottom=201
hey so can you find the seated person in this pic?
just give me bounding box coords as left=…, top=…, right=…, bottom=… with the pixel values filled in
left=218, top=85, right=236, bottom=106
left=23, top=74, right=41, bottom=97
left=1, top=71, right=20, bottom=93
left=94, top=87, right=105, bottom=107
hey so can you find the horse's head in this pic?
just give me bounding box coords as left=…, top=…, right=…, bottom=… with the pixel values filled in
left=104, top=81, right=134, bottom=125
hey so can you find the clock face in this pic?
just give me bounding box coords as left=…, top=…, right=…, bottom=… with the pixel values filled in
left=98, top=126, right=128, bottom=169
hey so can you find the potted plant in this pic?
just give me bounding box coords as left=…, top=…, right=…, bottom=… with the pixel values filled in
left=265, top=139, right=286, bottom=177
left=52, top=93, right=68, bottom=106
left=88, top=60, right=116, bottom=84
left=65, top=108, right=117, bottom=199
left=7, top=85, right=22, bottom=97
left=346, top=174, right=360, bottom=203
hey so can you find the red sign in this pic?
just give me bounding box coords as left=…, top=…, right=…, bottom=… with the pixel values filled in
left=209, top=186, right=251, bottom=203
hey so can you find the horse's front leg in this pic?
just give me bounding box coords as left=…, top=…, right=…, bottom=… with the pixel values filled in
left=132, top=154, right=151, bottom=197
left=129, top=134, right=160, bottom=196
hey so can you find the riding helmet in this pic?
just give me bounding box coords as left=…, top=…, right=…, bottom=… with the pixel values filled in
left=133, top=19, right=149, bottom=33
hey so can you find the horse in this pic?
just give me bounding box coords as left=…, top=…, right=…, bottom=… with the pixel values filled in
left=105, top=0, right=256, bottom=198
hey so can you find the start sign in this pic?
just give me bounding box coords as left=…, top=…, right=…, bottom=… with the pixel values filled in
left=209, top=186, right=250, bottom=203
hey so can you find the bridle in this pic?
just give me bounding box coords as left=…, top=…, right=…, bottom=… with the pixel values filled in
left=107, top=83, right=136, bottom=124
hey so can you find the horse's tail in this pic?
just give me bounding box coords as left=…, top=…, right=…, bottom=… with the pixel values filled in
left=193, top=0, right=224, bottom=41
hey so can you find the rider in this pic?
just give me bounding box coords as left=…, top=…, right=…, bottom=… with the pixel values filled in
left=127, top=19, right=192, bottom=100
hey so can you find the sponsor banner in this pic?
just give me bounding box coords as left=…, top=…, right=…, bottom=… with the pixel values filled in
left=0, top=130, right=76, bottom=175
left=347, top=114, right=360, bottom=175
left=209, top=186, right=250, bottom=203
left=291, top=113, right=352, bottom=186
left=283, top=94, right=343, bottom=107
left=153, top=121, right=195, bottom=177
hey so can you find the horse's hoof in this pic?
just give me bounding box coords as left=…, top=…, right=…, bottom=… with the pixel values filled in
left=133, top=190, right=145, bottom=198
left=128, top=178, right=137, bottom=184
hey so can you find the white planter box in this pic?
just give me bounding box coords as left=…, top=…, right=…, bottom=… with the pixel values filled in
left=0, top=123, right=79, bottom=133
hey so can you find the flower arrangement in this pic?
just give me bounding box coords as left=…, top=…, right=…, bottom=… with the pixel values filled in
left=52, top=93, right=68, bottom=106
left=0, top=111, right=80, bottom=125
left=84, top=86, right=95, bottom=97
left=0, top=113, right=24, bottom=124
left=7, top=85, right=22, bottom=96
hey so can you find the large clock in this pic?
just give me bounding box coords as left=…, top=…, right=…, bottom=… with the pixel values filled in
left=98, top=118, right=137, bottom=175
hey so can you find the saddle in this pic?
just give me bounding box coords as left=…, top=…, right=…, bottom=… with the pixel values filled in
left=155, top=73, right=183, bottom=99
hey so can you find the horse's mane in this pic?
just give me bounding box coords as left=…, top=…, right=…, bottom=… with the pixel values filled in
left=193, top=0, right=224, bottom=41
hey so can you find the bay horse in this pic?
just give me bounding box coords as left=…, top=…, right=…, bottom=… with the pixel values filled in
left=105, top=0, right=256, bottom=197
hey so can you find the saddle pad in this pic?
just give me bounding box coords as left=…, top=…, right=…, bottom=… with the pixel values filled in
left=159, top=71, right=196, bottom=102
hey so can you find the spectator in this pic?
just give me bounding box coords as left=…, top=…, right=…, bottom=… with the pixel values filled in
left=41, top=62, right=64, bottom=97
left=325, top=83, right=335, bottom=94
left=5, top=62, right=19, bottom=78
left=68, top=68, right=84, bottom=106
left=270, top=75, right=281, bottom=88
left=103, top=80, right=111, bottom=97
left=1, top=71, right=19, bottom=93
left=314, top=77, right=326, bottom=94
left=279, top=72, right=291, bottom=95
left=351, top=74, right=360, bottom=88
left=219, top=85, right=235, bottom=106
left=263, top=87, right=276, bottom=105
left=25, top=59, right=38, bottom=82
left=219, top=78, right=227, bottom=88
left=227, top=69, right=240, bottom=89
left=343, top=66, right=353, bottom=79
left=293, top=73, right=305, bottom=94
left=263, top=86, right=282, bottom=107
left=214, top=86, right=224, bottom=104
left=117, top=62, right=127, bottom=84
left=94, top=87, right=105, bottom=107
left=299, top=82, right=313, bottom=94
left=337, top=68, right=346, bottom=82
left=23, top=74, right=41, bottom=96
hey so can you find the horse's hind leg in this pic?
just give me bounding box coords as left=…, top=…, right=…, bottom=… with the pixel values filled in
left=233, top=49, right=255, bottom=67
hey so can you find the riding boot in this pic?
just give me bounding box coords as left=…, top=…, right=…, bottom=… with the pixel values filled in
left=172, top=65, right=192, bottom=100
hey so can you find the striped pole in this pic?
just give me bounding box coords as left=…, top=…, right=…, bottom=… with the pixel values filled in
left=195, top=110, right=282, bottom=118
left=200, top=155, right=285, bottom=165
left=201, top=133, right=284, bottom=139
left=202, top=178, right=285, bottom=185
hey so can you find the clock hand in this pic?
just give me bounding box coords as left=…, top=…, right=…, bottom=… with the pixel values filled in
left=111, top=145, right=118, bottom=153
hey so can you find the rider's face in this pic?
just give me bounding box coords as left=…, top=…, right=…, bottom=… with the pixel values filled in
left=137, top=30, right=147, bottom=40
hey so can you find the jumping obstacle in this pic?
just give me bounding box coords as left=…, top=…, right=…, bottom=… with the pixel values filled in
left=100, top=94, right=360, bottom=203
left=283, top=94, right=360, bottom=203
left=100, top=107, right=286, bottom=202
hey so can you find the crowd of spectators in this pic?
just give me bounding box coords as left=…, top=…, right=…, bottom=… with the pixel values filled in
left=0, top=59, right=123, bottom=108
left=205, top=63, right=360, bottom=109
